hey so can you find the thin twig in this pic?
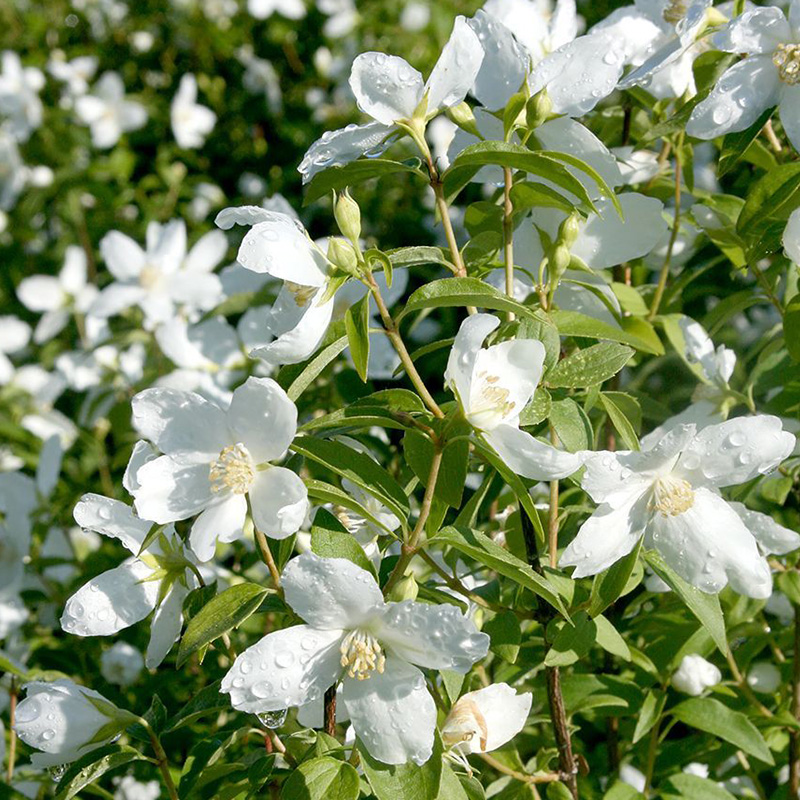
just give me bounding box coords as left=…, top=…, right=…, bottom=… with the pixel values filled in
left=502, top=166, right=515, bottom=321
left=254, top=527, right=281, bottom=588
left=763, top=119, right=783, bottom=154
left=143, top=721, right=179, bottom=800
left=726, top=647, right=774, bottom=718
left=479, top=752, right=562, bottom=784
left=324, top=684, right=337, bottom=738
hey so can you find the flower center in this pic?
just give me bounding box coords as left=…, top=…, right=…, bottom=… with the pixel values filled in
left=649, top=475, right=695, bottom=517
left=139, top=265, right=162, bottom=290
left=209, top=443, right=255, bottom=494
left=441, top=697, right=488, bottom=752
left=663, top=0, right=687, bottom=24
left=468, top=371, right=517, bottom=428
left=774, top=43, right=800, bottom=85
left=339, top=629, right=385, bottom=680
left=286, top=281, right=317, bottom=308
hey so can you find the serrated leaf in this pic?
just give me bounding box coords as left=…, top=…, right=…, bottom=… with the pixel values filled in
left=547, top=343, right=633, bottom=388
left=177, top=582, right=270, bottom=667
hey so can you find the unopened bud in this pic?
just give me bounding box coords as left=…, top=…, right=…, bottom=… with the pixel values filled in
left=385, top=573, right=418, bottom=603
left=334, top=190, right=361, bottom=243
left=445, top=101, right=482, bottom=139
left=526, top=89, right=552, bottom=130
left=557, top=212, right=581, bottom=248
left=549, top=243, right=571, bottom=283
left=327, top=237, right=359, bottom=274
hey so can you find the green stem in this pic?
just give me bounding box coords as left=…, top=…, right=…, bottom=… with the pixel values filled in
left=143, top=721, right=179, bottom=800
left=502, top=166, right=515, bottom=320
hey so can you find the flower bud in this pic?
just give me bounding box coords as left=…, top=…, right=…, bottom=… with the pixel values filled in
left=334, top=190, right=361, bottom=244
left=327, top=237, right=359, bottom=275
left=385, top=572, right=418, bottom=603
left=14, top=679, right=130, bottom=767
left=548, top=243, right=572, bottom=284
left=526, top=89, right=552, bottom=130
left=747, top=661, right=781, bottom=694
left=557, top=212, right=581, bottom=249
left=101, top=641, right=144, bottom=687
left=671, top=654, right=721, bottom=696
left=445, top=101, right=482, bottom=139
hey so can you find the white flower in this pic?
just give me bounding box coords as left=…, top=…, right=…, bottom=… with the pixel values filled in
left=113, top=775, right=161, bottom=800
left=171, top=74, right=216, bottom=149
left=48, top=54, right=98, bottom=96
left=684, top=762, right=710, bottom=778
left=620, top=764, right=647, bottom=792
left=747, top=661, right=781, bottom=694
left=0, top=130, right=26, bottom=211
left=61, top=494, right=199, bottom=668
left=441, top=683, right=532, bottom=755
left=446, top=314, right=582, bottom=481
left=784, top=207, right=800, bottom=264
left=298, top=17, right=483, bottom=181
left=561, top=417, right=796, bottom=597
left=222, top=552, right=489, bottom=765
left=17, top=246, right=98, bottom=344
left=75, top=72, right=147, bottom=149
left=100, top=642, right=145, bottom=686
left=91, top=220, right=225, bottom=329
left=0, top=315, right=31, bottom=384
left=129, top=376, right=308, bottom=561
left=687, top=4, right=800, bottom=151
left=672, top=653, right=721, bottom=695
left=400, top=1, right=430, bottom=32
left=216, top=206, right=336, bottom=365
left=247, top=0, right=306, bottom=19
left=0, top=51, right=44, bottom=142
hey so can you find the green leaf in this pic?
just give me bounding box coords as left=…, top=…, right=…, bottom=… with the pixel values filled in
left=644, top=550, right=728, bottom=655
left=403, top=424, right=470, bottom=508
left=599, top=392, right=641, bottom=451
left=632, top=690, right=666, bottom=744
left=311, top=508, right=376, bottom=575
left=437, top=526, right=569, bottom=617
left=718, top=107, right=776, bottom=177
left=284, top=335, right=349, bottom=402
left=484, top=610, right=522, bottom=663
left=603, top=781, right=645, bottom=800
left=281, top=756, right=360, bottom=800
left=305, top=478, right=403, bottom=537
left=436, top=764, right=471, bottom=800
left=545, top=612, right=597, bottom=667
left=177, top=582, right=270, bottom=667
left=443, top=140, right=602, bottom=209
left=519, top=388, right=552, bottom=426
left=547, top=343, right=633, bottom=388
left=291, top=436, right=410, bottom=523
left=387, top=245, right=454, bottom=270
left=550, top=309, right=663, bottom=354
left=662, top=772, right=738, bottom=800
left=399, top=277, right=545, bottom=322
left=785, top=296, right=800, bottom=363
left=164, top=680, right=228, bottom=732
left=594, top=614, right=631, bottom=661
left=345, top=293, right=371, bottom=382
left=589, top=539, right=642, bottom=617
left=55, top=745, right=146, bottom=800
left=549, top=398, right=594, bottom=452
left=304, top=158, right=422, bottom=206
left=0, top=649, right=31, bottom=680
left=670, top=697, right=774, bottom=764
left=359, top=734, right=443, bottom=800
left=510, top=180, right=580, bottom=215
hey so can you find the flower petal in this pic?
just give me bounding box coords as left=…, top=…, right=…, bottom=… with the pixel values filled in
left=60, top=559, right=159, bottom=637
left=646, top=488, right=773, bottom=598
left=779, top=85, right=800, bottom=155
left=447, top=684, right=532, bottom=753
left=184, top=229, right=228, bottom=273
left=215, top=205, right=275, bottom=230
left=484, top=424, right=582, bottom=481
left=686, top=56, right=780, bottom=141
left=221, top=624, right=343, bottom=713
left=560, top=492, right=649, bottom=577
left=146, top=581, right=189, bottom=668
left=675, top=415, right=794, bottom=488
left=349, top=53, right=424, bottom=125
left=444, top=313, right=500, bottom=410
left=282, top=552, right=385, bottom=630
left=190, top=494, right=247, bottom=561
left=729, top=502, right=800, bottom=556
left=99, top=231, right=145, bottom=281
left=132, top=455, right=214, bottom=524
left=378, top=601, right=489, bottom=672
left=73, top=494, right=151, bottom=554
left=342, top=656, right=436, bottom=765
left=425, top=16, right=483, bottom=111
left=714, top=6, right=791, bottom=55
left=249, top=467, right=308, bottom=540
left=131, top=387, right=228, bottom=456
left=226, top=377, right=297, bottom=463
left=783, top=207, right=800, bottom=265
left=17, top=275, right=63, bottom=312
left=238, top=216, right=327, bottom=286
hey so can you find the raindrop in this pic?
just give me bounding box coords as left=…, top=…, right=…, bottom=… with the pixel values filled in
left=40, top=729, right=56, bottom=742
left=49, top=765, right=67, bottom=782
left=257, top=708, right=287, bottom=729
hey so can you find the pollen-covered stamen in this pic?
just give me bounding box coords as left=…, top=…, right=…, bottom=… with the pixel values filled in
left=470, top=370, right=517, bottom=423
left=286, top=281, right=318, bottom=308
left=662, top=0, right=687, bottom=23
left=648, top=475, right=695, bottom=516
left=339, top=629, right=386, bottom=680
left=209, top=443, right=255, bottom=494
left=774, top=43, right=800, bottom=85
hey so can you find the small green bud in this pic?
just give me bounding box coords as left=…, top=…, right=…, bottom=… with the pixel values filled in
left=445, top=101, right=483, bottom=139
left=526, top=89, right=553, bottom=130
left=327, top=237, right=359, bottom=274
left=549, top=243, right=572, bottom=284
left=557, top=212, right=581, bottom=248
left=334, top=190, right=361, bottom=244
left=385, top=573, right=418, bottom=603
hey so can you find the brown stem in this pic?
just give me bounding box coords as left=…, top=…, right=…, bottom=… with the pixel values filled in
left=648, top=136, right=682, bottom=321
left=324, top=684, right=337, bottom=738
left=367, top=273, right=444, bottom=419
left=383, top=443, right=443, bottom=596
left=790, top=603, right=800, bottom=796
left=502, top=166, right=515, bottom=320
left=750, top=260, right=783, bottom=313
left=254, top=527, right=281, bottom=588
left=520, top=511, right=579, bottom=799
left=548, top=425, right=560, bottom=569
left=145, top=724, right=179, bottom=800
left=479, top=752, right=562, bottom=784
left=726, top=647, right=774, bottom=718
